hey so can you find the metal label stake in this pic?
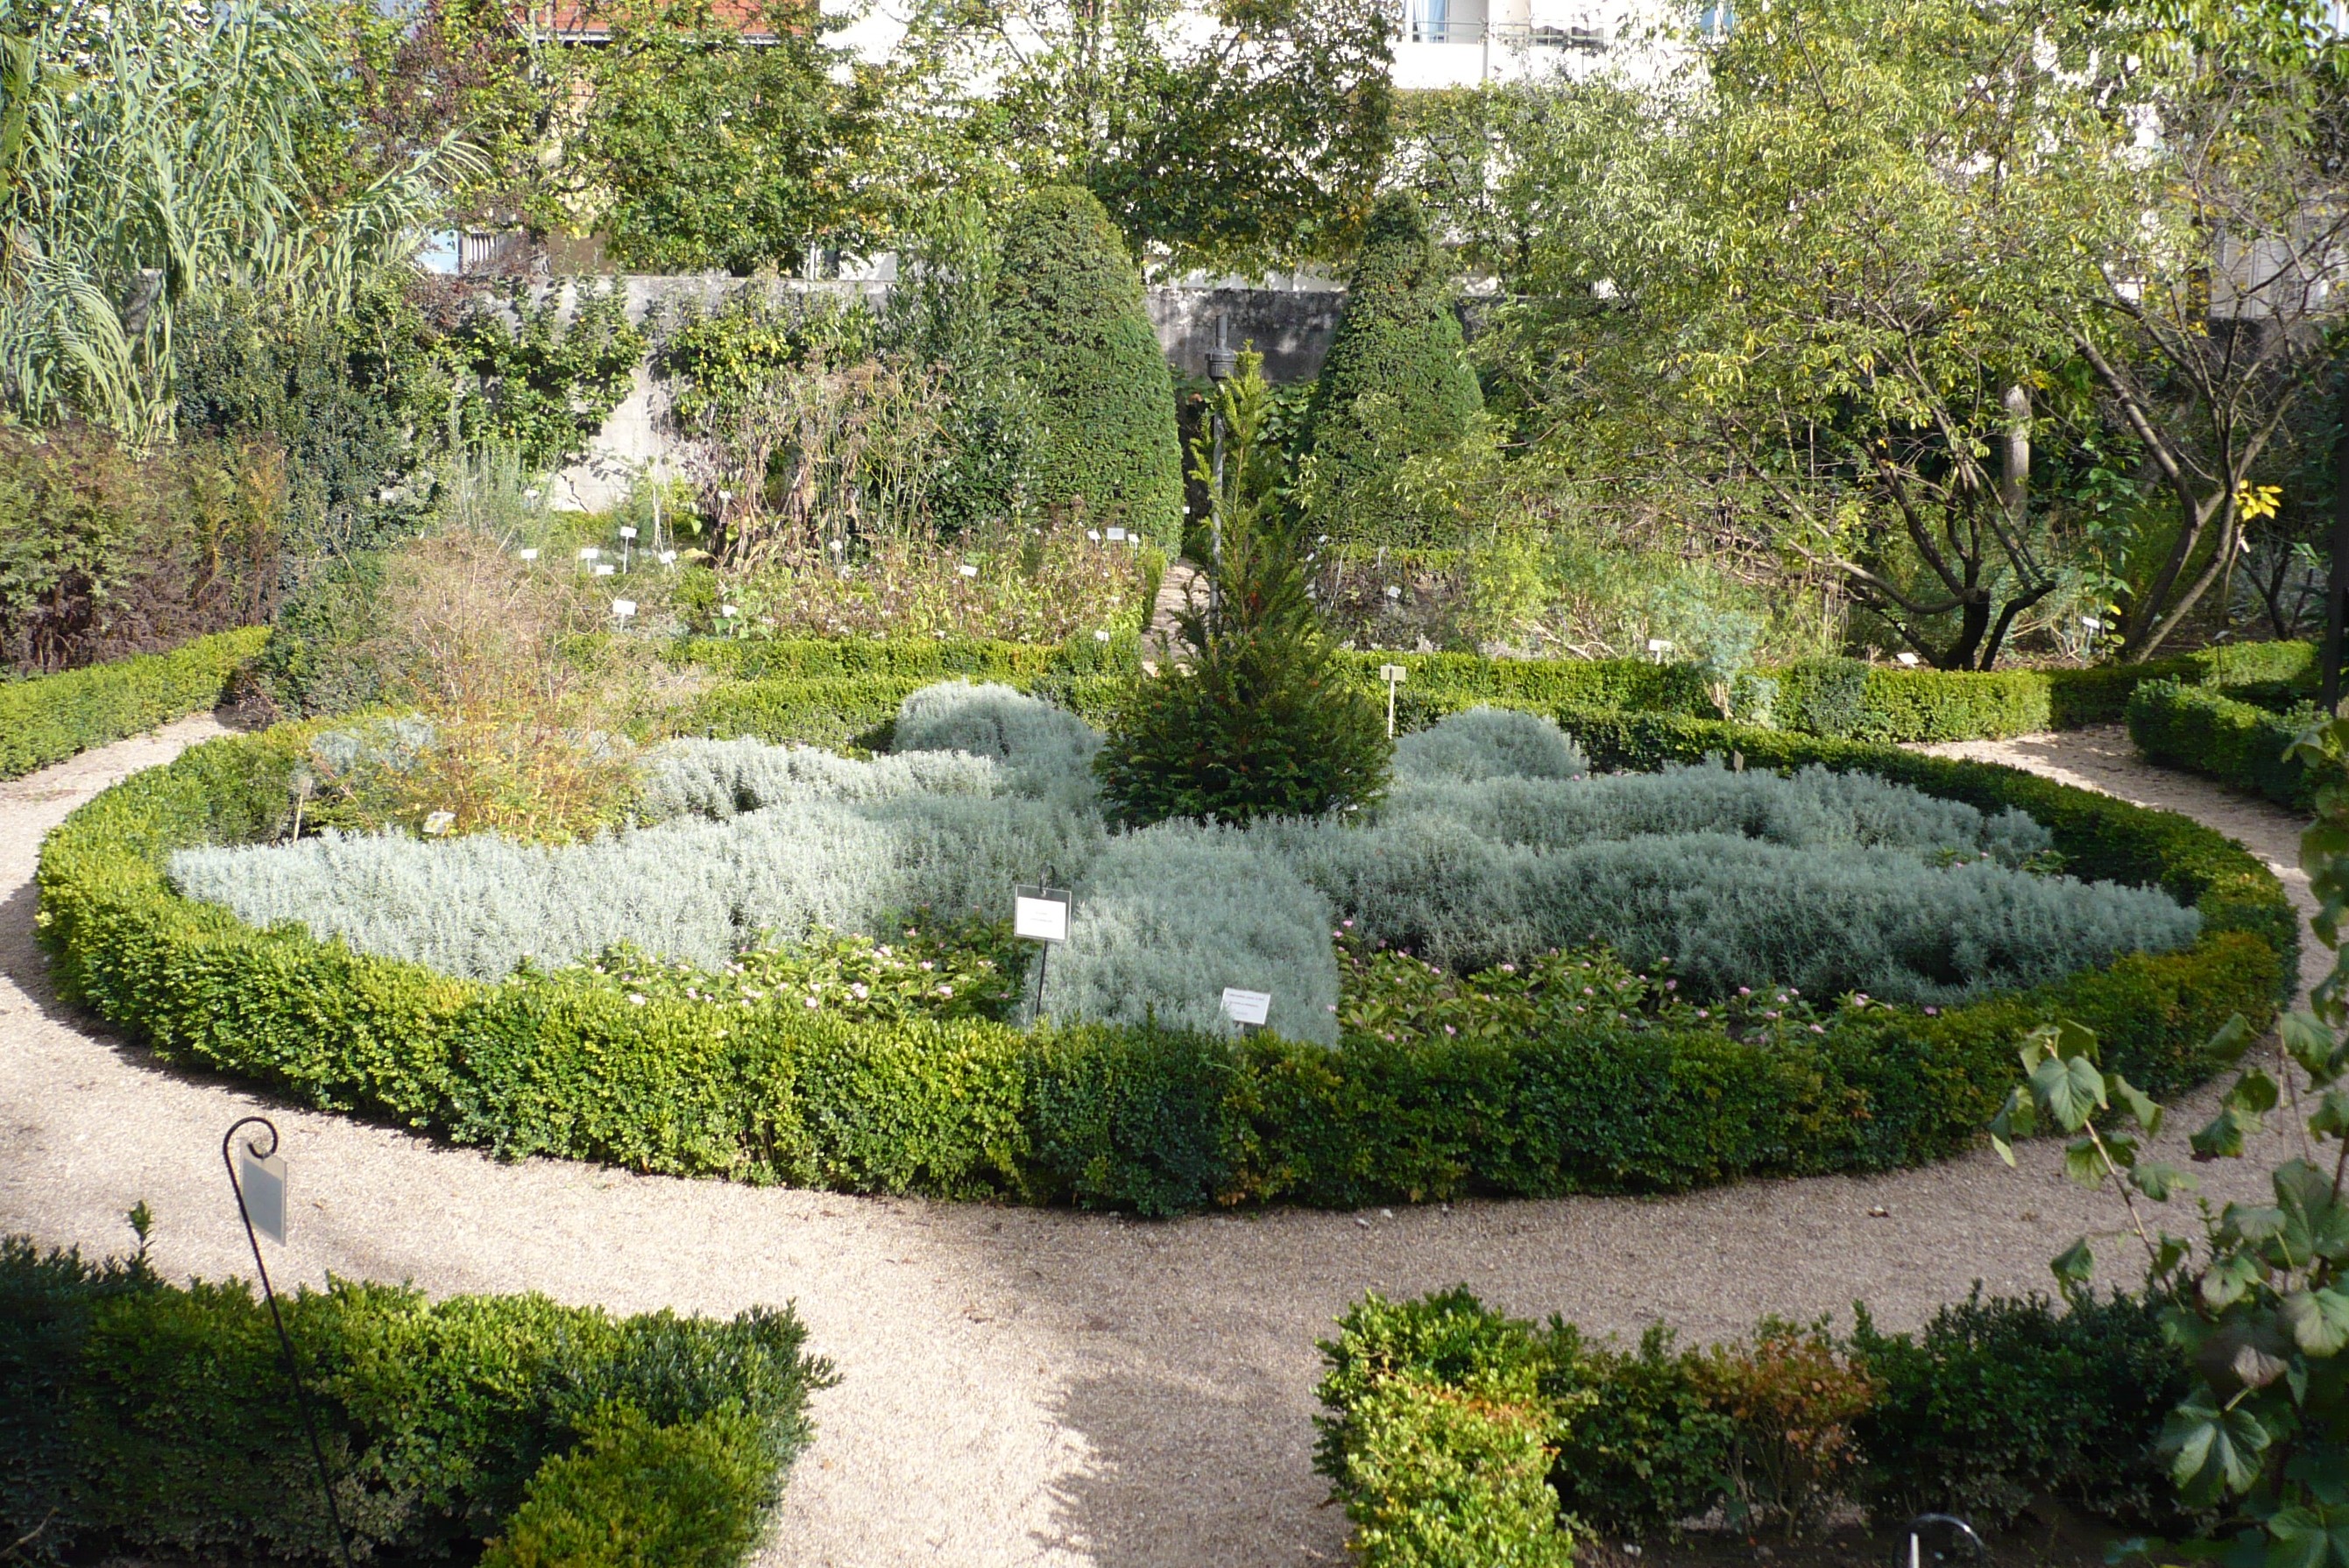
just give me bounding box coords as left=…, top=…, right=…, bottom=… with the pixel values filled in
left=1014, top=869, right=1073, bottom=1018
left=223, top=1117, right=352, bottom=1568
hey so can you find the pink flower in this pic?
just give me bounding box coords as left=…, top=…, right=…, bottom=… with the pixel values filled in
left=1810, top=1024, right=1825, bottom=1034
left=1696, top=1008, right=1709, bottom=1019
left=1443, top=1024, right=1456, bottom=1035
left=1924, top=1006, right=1940, bottom=1016
left=1738, top=986, right=1751, bottom=996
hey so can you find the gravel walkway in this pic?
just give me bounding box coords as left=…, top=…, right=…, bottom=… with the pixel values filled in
left=0, top=717, right=2311, bottom=1568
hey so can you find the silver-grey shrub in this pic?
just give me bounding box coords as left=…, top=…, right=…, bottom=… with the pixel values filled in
left=1262, top=816, right=2195, bottom=1003
left=1379, top=759, right=2051, bottom=865
left=1038, top=822, right=1339, bottom=1045
left=892, top=680, right=1102, bottom=803
left=639, top=738, right=1007, bottom=822
left=1392, top=706, right=1588, bottom=785
left=173, top=727, right=1105, bottom=979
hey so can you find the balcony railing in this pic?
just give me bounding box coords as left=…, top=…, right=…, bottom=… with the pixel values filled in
left=1400, top=18, right=1610, bottom=46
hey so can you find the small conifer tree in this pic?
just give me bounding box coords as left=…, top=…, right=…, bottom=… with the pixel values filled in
left=992, top=186, right=1185, bottom=548
left=1300, top=192, right=1482, bottom=544
left=1094, top=351, right=1390, bottom=828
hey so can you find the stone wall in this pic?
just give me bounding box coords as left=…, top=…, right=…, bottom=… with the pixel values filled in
left=539, top=274, right=1348, bottom=509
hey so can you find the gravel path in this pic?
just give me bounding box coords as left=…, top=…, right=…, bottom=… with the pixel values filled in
left=0, top=718, right=2311, bottom=1568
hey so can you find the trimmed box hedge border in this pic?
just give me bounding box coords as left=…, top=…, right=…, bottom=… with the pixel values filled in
left=35, top=713, right=2290, bottom=1215
left=0, top=625, right=268, bottom=780
left=2126, top=678, right=2317, bottom=813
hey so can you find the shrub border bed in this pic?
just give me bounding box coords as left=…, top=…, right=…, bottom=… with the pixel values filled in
left=2126, top=678, right=2316, bottom=813
left=36, top=714, right=2289, bottom=1216
left=1, top=626, right=267, bottom=780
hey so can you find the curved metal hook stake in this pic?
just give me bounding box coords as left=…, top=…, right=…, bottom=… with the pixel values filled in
left=1902, top=1514, right=1988, bottom=1568
left=223, top=1117, right=352, bottom=1568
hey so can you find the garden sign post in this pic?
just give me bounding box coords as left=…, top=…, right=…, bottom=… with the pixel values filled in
left=222, top=1117, right=353, bottom=1568
left=1014, top=871, right=1072, bottom=1017
left=1378, top=663, right=1406, bottom=738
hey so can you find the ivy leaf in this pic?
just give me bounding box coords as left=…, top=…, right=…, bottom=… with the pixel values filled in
left=2205, top=1012, right=2256, bottom=1067
left=2112, top=1072, right=2165, bottom=1135
left=2069, top=1135, right=2113, bottom=1186
left=2196, top=1106, right=2250, bottom=1161
left=2310, top=1090, right=2349, bottom=1140
left=2281, top=1013, right=2338, bottom=1079
left=2162, top=1394, right=2271, bottom=1499
left=2263, top=1502, right=2349, bottom=1568
left=2201, top=1250, right=2266, bottom=1310
left=2053, top=1235, right=2096, bottom=1288
left=2278, top=1288, right=2349, bottom=1357
left=2231, top=1070, right=2282, bottom=1117
left=1990, top=1084, right=2037, bottom=1165
left=2034, top=1049, right=2108, bottom=1132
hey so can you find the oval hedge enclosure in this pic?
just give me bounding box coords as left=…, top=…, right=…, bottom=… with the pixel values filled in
left=37, top=712, right=2293, bottom=1216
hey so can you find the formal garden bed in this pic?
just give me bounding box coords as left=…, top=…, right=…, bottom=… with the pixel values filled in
left=38, top=679, right=2289, bottom=1216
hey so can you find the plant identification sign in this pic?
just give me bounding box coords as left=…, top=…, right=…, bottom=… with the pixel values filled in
left=240, top=1147, right=287, bottom=1245
left=1014, top=886, right=1072, bottom=943
left=1221, top=987, right=1271, bottom=1027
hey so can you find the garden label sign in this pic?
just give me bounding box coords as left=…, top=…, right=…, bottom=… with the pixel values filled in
left=1015, top=878, right=1072, bottom=1015
left=240, top=1141, right=287, bottom=1245
left=1378, top=663, right=1407, bottom=738
left=1015, top=885, right=1072, bottom=943
left=1221, top=987, right=1271, bottom=1028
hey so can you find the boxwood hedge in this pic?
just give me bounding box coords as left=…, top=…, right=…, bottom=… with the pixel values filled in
left=2126, top=679, right=2317, bottom=813
left=1, top=1233, right=827, bottom=1566
left=0, top=625, right=267, bottom=780
left=35, top=709, right=2289, bottom=1216
left=662, top=634, right=2314, bottom=750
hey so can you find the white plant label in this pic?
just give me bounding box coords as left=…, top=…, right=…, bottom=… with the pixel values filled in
left=722, top=604, right=739, bottom=618
left=593, top=563, right=616, bottom=576
left=618, top=526, right=637, bottom=540
left=612, top=599, right=637, bottom=618
left=517, top=547, right=539, bottom=562
left=658, top=550, right=678, bottom=565
left=1106, top=527, right=1127, bottom=541
left=1094, top=629, right=1112, bottom=642
left=578, top=547, right=599, bottom=560
left=240, top=1147, right=287, bottom=1245
left=1221, top=987, right=1271, bottom=1028
left=959, top=563, right=980, bottom=578
left=1014, top=887, right=1072, bottom=943
left=1379, top=663, right=1407, bottom=683
left=1646, top=638, right=1673, bottom=653
left=422, top=810, right=456, bottom=836
left=1896, top=652, right=1921, bottom=667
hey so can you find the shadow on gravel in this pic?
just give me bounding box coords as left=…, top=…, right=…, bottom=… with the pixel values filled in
left=1038, top=1355, right=1347, bottom=1568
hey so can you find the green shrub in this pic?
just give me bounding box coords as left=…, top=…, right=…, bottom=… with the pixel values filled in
left=479, top=1407, right=780, bottom=1568
left=0, top=625, right=266, bottom=780
left=1319, top=1287, right=2190, bottom=1555
left=1316, top=1291, right=1574, bottom=1568
left=0, top=1233, right=828, bottom=1565
left=39, top=717, right=2286, bottom=1215
left=1302, top=194, right=1483, bottom=546
left=1095, top=510, right=1390, bottom=827
left=1849, top=1289, right=2189, bottom=1529
left=993, top=186, right=1185, bottom=548
left=2126, top=678, right=2315, bottom=811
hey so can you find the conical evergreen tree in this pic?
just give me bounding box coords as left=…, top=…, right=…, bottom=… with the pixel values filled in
left=1094, top=352, right=1390, bottom=829
left=992, top=186, right=1185, bottom=548
left=1302, top=193, right=1482, bottom=544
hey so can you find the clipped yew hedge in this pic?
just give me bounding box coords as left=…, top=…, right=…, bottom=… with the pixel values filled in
left=37, top=717, right=2288, bottom=1216
left=0, top=625, right=267, bottom=780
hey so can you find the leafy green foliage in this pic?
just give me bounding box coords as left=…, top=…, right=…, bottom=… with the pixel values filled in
left=1975, top=710, right=2349, bottom=1568
left=0, top=626, right=266, bottom=780
left=1318, top=1286, right=2193, bottom=1552
left=891, top=0, right=1394, bottom=271
left=0, top=1226, right=829, bottom=1565
left=992, top=186, right=1185, bottom=547
left=1301, top=194, right=1482, bottom=546
left=443, top=281, right=647, bottom=470
left=562, top=0, right=875, bottom=275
